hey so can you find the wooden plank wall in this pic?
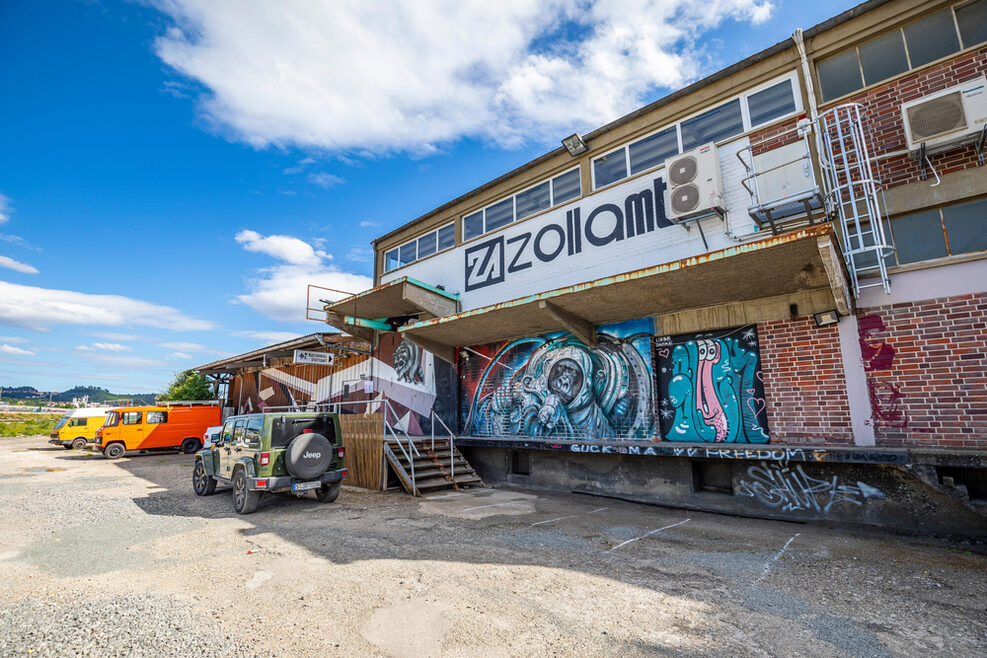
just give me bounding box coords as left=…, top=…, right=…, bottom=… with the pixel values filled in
left=339, top=414, right=385, bottom=491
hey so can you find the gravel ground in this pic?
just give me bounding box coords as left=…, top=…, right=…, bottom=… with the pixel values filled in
left=0, top=435, right=985, bottom=657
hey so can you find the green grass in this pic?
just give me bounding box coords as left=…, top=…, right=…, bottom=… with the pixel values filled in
left=0, top=413, right=60, bottom=437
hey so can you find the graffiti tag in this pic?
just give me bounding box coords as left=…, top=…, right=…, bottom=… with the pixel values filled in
left=737, top=461, right=885, bottom=514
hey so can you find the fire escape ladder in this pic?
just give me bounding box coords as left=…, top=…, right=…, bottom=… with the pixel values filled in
left=818, top=103, right=893, bottom=297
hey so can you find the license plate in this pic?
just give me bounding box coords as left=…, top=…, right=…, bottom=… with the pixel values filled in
left=292, top=481, right=320, bottom=492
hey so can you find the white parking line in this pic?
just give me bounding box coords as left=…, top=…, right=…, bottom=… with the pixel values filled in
left=529, top=507, right=608, bottom=527
left=607, top=518, right=691, bottom=552
left=755, top=532, right=801, bottom=585
left=461, top=501, right=530, bottom=512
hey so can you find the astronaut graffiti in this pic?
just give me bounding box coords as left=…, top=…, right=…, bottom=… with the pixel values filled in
left=655, top=326, right=769, bottom=443
left=460, top=319, right=655, bottom=440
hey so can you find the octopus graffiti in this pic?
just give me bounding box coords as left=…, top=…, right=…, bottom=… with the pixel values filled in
left=460, top=319, right=655, bottom=440
left=655, top=326, right=769, bottom=443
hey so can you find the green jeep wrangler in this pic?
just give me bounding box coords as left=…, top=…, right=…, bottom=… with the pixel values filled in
left=192, top=412, right=347, bottom=514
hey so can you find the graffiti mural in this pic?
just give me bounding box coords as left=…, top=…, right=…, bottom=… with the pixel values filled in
left=655, top=325, right=769, bottom=443
left=858, top=313, right=908, bottom=429
left=737, top=461, right=885, bottom=514
left=461, top=319, right=655, bottom=440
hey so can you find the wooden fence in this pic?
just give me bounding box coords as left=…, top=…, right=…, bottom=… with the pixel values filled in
left=339, top=414, right=385, bottom=490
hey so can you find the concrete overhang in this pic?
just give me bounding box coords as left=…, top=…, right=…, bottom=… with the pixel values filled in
left=400, top=225, right=852, bottom=363
left=323, top=276, right=461, bottom=340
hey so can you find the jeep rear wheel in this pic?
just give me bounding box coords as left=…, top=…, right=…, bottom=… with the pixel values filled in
left=104, top=443, right=125, bottom=460
left=232, top=469, right=259, bottom=514
left=180, top=438, right=201, bottom=454
left=314, top=481, right=341, bottom=503
left=71, top=438, right=87, bottom=450
left=192, top=460, right=217, bottom=496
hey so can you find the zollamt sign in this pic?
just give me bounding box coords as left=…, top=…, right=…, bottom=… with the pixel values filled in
left=464, top=176, right=673, bottom=292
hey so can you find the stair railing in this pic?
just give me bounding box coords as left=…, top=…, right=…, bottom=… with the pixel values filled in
left=430, top=409, right=457, bottom=484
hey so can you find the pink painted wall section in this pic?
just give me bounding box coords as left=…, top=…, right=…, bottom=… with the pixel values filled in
left=858, top=292, right=987, bottom=448
left=758, top=317, right=855, bottom=444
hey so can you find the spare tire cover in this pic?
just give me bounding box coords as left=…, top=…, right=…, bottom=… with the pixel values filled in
left=284, top=433, right=333, bottom=480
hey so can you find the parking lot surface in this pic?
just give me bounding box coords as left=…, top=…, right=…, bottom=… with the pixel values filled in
left=1, top=435, right=985, bottom=657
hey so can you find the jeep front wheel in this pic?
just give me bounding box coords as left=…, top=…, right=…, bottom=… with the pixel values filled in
left=314, top=481, right=341, bottom=503
left=192, top=460, right=217, bottom=496
left=103, top=443, right=125, bottom=460
left=232, top=469, right=259, bottom=514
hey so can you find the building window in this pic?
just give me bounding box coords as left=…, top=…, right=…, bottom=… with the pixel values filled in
left=384, top=222, right=456, bottom=272
left=888, top=197, right=987, bottom=265
left=747, top=79, right=798, bottom=127
left=551, top=169, right=581, bottom=204
left=680, top=99, right=744, bottom=151
left=437, top=223, right=455, bottom=250
left=484, top=198, right=514, bottom=232
left=629, top=126, right=678, bottom=176
left=515, top=181, right=551, bottom=220
left=592, top=73, right=800, bottom=189
left=904, top=9, right=961, bottom=68
left=463, top=212, right=484, bottom=241
left=859, top=30, right=909, bottom=85
left=817, top=1, right=986, bottom=102
left=957, top=0, right=987, bottom=47
left=458, top=167, right=581, bottom=242
left=593, top=148, right=628, bottom=188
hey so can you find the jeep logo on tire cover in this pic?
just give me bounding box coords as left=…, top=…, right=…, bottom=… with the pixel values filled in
left=303, top=451, right=321, bottom=459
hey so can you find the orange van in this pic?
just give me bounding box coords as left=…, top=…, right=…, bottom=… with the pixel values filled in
left=95, top=402, right=222, bottom=459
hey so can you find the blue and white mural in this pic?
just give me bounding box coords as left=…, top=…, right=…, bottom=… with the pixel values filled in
left=655, top=326, right=769, bottom=443
left=461, top=319, right=655, bottom=440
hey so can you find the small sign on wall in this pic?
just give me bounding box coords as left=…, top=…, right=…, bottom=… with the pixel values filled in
left=293, top=349, right=334, bottom=366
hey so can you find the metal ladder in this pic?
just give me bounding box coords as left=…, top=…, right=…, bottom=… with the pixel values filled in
left=818, top=103, right=893, bottom=296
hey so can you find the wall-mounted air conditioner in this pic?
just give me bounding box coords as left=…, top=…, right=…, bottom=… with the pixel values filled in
left=901, top=76, right=987, bottom=155
left=664, top=143, right=724, bottom=222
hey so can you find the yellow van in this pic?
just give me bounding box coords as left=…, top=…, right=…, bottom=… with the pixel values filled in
left=49, top=408, right=112, bottom=450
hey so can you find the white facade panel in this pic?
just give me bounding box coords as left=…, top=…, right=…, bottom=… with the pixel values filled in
left=383, top=136, right=766, bottom=311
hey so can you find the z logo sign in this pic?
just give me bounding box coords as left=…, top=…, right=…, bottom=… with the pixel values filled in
left=465, top=237, right=505, bottom=291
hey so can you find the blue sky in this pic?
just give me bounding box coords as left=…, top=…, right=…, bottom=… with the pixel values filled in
left=0, top=0, right=858, bottom=394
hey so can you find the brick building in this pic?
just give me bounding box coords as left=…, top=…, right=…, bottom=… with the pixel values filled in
left=315, top=0, right=986, bottom=535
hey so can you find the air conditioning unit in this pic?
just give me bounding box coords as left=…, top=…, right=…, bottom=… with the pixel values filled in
left=901, top=76, right=987, bottom=155
left=664, top=143, right=724, bottom=222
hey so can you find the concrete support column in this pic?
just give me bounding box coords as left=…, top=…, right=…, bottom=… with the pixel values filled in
left=837, top=313, right=875, bottom=446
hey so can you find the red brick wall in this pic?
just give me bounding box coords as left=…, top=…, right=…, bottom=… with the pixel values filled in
left=858, top=292, right=987, bottom=449
left=820, top=47, right=987, bottom=191
left=758, top=317, right=854, bottom=444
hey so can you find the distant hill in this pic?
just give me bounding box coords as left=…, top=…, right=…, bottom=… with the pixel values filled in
left=1, top=385, right=156, bottom=406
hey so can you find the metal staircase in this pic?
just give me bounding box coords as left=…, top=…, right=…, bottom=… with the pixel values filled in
left=818, top=103, right=894, bottom=296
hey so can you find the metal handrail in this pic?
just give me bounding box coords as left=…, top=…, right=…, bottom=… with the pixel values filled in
left=429, top=409, right=457, bottom=484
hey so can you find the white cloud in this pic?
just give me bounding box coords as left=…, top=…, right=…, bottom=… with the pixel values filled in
left=157, top=341, right=226, bottom=356
left=152, top=0, right=773, bottom=153
left=0, top=335, right=29, bottom=344
left=76, top=343, right=132, bottom=353
left=0, top=343, right=35, bottom=356
left=77, top=353, right=169, bottom=369
left=233, top=229, right=372, bottom=322
left=88, top=332, right=144, bottom=341
left=0, top=194, right=10, bottom=224
left=359, top=221, right=379, bottom=228
left=235, top=229, right=325, bottom=266
left=0, top=255, right=38, bottom=274
left=231, top=330, right=301, bottom=343
left=307, top=172, right=345, bottom=189
left=169, top=351, right=194, bottom=359
left=345, top=247, right=372, bottom=263
left=0, top=281, right=214, bottom=332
